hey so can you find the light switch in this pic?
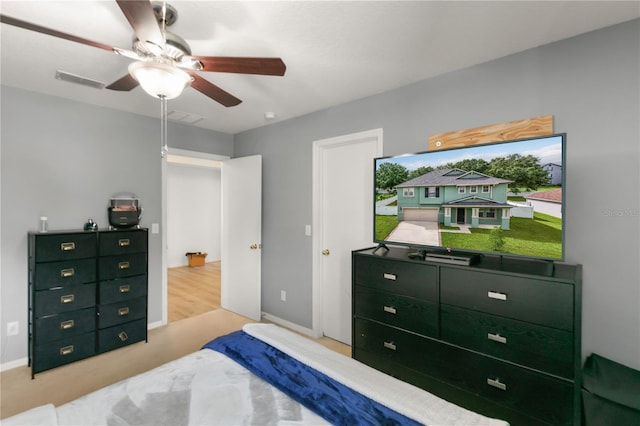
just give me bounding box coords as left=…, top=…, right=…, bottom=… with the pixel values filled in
left=151, top=223, right=159, bottom=234
left=305, top=225, right=311, bottom=236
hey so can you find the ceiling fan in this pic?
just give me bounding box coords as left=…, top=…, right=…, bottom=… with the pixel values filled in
left=0, top=0, right=287, bottom=107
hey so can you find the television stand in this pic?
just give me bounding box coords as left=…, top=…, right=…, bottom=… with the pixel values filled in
left=372, top=243, right=389, bottom=255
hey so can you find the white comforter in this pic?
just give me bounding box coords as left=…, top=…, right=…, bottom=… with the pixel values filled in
left=4, top=324, right=509, bottom=426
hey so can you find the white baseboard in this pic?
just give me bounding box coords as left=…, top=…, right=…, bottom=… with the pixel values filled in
left=260, top=312, right=319, bottom=338
left=147, top=320, right=163, bottom=330
left=1, top=356, right=28, bottom=372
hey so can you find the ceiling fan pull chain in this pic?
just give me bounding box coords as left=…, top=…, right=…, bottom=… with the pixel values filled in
left=160, top=95, right=168, bottom=158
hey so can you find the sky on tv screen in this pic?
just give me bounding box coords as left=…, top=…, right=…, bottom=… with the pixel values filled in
left=376, top=136, right=563, bottom=170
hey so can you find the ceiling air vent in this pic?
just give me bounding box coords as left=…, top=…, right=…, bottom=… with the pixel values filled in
left=55, top=70, right=105, bottom=89
left=167, top=110, right=204, bottom=125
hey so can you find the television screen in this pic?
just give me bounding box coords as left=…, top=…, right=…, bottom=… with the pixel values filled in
left=374, top=133, right=566, bottom=261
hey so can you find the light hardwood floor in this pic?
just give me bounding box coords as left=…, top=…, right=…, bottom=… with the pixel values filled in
left=1, top=262, right=350, bottom=420
left=168, top=261, right=221, bottom=322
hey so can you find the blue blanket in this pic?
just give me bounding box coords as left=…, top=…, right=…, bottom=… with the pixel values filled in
left=204, top=330, right=422, bottom=426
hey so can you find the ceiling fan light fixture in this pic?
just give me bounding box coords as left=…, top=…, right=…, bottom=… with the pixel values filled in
left=128, top=61, right=193, bottom=99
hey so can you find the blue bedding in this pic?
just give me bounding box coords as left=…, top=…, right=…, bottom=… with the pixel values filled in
left=204, top=330, right=422, bottom=426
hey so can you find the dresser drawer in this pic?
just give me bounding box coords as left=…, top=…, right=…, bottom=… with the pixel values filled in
left=33, top=332, right=96, bottom=374
left=353, top=318, right=448, bottom=379
left=99, top=231, right=147, bottom=256
left=441, top=304, right=573, bottom=379
left=354, top=286, right=438, bottom=338
left=98, top=252, right=147, bottom=280
left=98, top=297, right=146, bottom=329
left=34, top=307, right=96, bottom=343
left=353, top=255, right=437, bottom=301
left=440, top=267, right=574, bottom=330
left=34, top=283, right=96, bottom=315
left=32, top=233, right=97, bottom=262
left=435, top=345, right=574, bottom=425
left=99, top=275, right=147, bottom=305
left=33, top=258, right=96, bottom=290
left=98, top=318, right=146, bottom=353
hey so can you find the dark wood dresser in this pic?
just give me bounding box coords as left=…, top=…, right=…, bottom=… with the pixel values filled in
left=28, top=229, right=148, bottom=376
left=352, top=246, right=582, bottom=426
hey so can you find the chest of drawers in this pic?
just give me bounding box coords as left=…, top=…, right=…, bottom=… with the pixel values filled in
left=352, top=246, right=582, bottom=426
left=28, top=229, right=148, bottom=376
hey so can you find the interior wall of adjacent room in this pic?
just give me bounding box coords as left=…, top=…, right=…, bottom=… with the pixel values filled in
left=167, top=162, right=221, bottom=267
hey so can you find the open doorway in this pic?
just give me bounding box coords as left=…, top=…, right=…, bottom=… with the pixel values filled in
left=166, top=150, right=227, bottom=323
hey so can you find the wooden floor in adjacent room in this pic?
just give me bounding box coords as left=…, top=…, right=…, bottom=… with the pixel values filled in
left=168, top=261, right=221, bottom=322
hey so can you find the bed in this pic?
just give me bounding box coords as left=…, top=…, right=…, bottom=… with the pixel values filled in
left=4, top=323, right=509, bottom=425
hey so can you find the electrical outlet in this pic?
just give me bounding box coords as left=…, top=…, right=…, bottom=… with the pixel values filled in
left=280, top=290, right=286, bottom=302
left=7, top=321, right=19, bottom=336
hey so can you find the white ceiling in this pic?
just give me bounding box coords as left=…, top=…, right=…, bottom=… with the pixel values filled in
left=1, top=1, right=638, bottom=134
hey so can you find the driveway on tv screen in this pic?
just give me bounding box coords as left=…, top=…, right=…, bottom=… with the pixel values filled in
left=386, top=220, right=441, bottom=246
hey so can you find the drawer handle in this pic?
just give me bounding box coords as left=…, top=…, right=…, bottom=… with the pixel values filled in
left=60, top=268, right=75, bottom=278
left=488, top=333, right=507, bottom=344
left=118, top=307, right=130, bottom=316
left=60, top=242, right=76, bottom=251
left=118, top=331, right=129, bottom=342
left=60, top=320, right=75, bottom=330
left=383, top=273, right=397, bottom=281
left=119, top=284, right=131, bottom=293
left=119, top=239, right=130, bottom=247
left=383, top=341, right=397, bottom=351
left=488, top=291, right=508, bottom=301
left=383, top=306, right=397, bottom=315
left=487, top=377, right=507, bottom=391
left=60, top=345, right=74, bottom=356
left=118, top=261, right=130, bottom=270
left=60, top=294, right=75, bottom=304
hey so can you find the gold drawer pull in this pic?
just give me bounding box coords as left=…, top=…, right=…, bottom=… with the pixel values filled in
left=488, top=333, right=507, bottom=344
left=383, top=341, right=397, bottom=351
left=60, top=242, right=76, bottom=251
left=60, top=294, right=75, bottom=304
left=60, top=268, right=75, bottom=278
left=60, top=320, right=75, bottom=330
left=118, top=307, right=130, bottom=316
left=383, top=306, right=397, bottom=315
left=488, top=291, right=508, bottom=301
left=383, top=273, right=397, bottom=281
left=60, top=345, right=74, bottom=356
left=118, top=239, right=130, bottom=247
left=118, top=331, right=129, bottom=342
left=487, top=378, right=507, bottom=391
left=119, top=285, right=131, bottom=293
left=118, top=261, right=130, bottom=270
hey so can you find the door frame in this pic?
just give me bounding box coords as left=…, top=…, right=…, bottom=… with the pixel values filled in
left=161, top=148, right=230, bottom=326
left=311, top=128, right=383, bottom=338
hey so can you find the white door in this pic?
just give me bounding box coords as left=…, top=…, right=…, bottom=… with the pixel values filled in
left=221, top=155, right=262, bottom=320
left=313, top=129, right=383, bottom=344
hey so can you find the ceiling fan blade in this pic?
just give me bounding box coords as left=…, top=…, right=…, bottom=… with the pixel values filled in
left=106, top=74, right=139, bottom=91
left=192, top=57, right=286, bottom=76
left=188, top=73, right=242, bottom=107
left=0, top=14, right=115, bottom=52
left=116, top=0, right=164, bottom=50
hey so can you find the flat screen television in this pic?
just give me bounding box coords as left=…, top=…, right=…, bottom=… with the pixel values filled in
left=374, top=133, right=566, bottom=261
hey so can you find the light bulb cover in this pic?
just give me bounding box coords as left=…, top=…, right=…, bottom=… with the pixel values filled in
left=128, top=61, right=193, bottom=99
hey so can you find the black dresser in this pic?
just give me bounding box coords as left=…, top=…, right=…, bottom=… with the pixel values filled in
left=28, top=229, right=148, bottom=376
left=352, top=246, right=582, bottom=426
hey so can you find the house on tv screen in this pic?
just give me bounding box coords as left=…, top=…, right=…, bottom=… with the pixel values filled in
left=396, top=168, right=514, bottom=230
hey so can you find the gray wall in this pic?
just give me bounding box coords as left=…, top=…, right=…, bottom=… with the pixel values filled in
left=235, top=20, right=640, bottom=368
left=0, top=86, right=233, bottom=364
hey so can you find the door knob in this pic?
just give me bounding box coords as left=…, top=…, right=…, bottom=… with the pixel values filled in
left=250, top=243, right=259, bottom=250
left=322, top=249, right=330, bottom=256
